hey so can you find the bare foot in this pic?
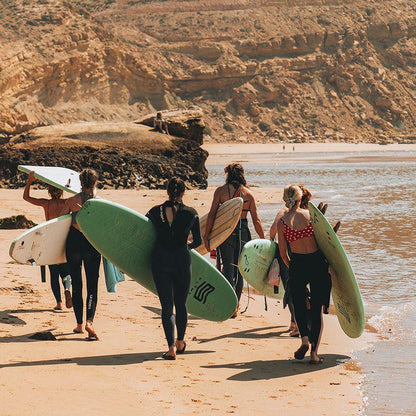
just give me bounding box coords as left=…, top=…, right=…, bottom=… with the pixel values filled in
left=310, top=351, right=323, bottom=364
left=289, top=325, right=300, bottom=337
left=73, top=324, right=83, bottom=334
left=294, top=336, right=309, bottom=360
left=231, top=302, right=240, bottom=318
left=176, top=340, right=186, bottom=354
left=85, top=320, right=99, bottom=341
left=64, top=290, right=73, bottom=308
left=54, top=302, right=63, bottom=311
left=163, top=345, right=176, bottom=360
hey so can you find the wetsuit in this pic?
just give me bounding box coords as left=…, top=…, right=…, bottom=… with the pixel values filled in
left=275, top=248, right=296, bottom=324
left=217, top=185, right=251, bottom=301
left=282, top=219, right=331, bottom=351
left=146, top=201, right=201, bottom=347
left=66, top=193, right=101, bottom=324
left=48, top=263, right=71, bottom=303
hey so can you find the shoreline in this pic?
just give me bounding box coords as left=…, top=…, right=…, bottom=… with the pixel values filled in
left=0, top=187, right=374, bottom=415
left=203, top=142, right=416, bottom=166
left=202, top=142, right=416, bottom=154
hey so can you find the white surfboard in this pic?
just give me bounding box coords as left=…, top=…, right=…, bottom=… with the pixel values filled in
left=196, top=197, right=243, bottom=255
left=9, top=214, right=72, bottom=265
left=9, top=213, right=125, bottom=292
left=18, top=165, right=81, bottom=194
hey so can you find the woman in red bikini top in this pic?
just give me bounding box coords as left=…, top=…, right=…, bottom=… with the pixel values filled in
left=277, top=187, right=318, bottom=265
left=276, top=184, right=330, bottom=365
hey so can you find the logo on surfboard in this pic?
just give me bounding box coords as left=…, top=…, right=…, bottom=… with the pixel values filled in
left=193, top=281, right=215, bottom=304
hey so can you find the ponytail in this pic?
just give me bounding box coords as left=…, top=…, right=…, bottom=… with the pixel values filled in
left=167, top=177, right=186, bottom=215
left=224, top=163, right=247, bottom=187
left=299, top=184, right=312, bottom=209
left=283, top=185, right=302, bottom=208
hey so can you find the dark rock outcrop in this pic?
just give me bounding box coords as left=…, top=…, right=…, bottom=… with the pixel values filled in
left=0, top=215, right=37, bottom=229
left=0, top=117, right=208, bottom=190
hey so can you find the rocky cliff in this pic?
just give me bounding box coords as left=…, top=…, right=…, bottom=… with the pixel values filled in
left=1, top=0, right=416, bottom=144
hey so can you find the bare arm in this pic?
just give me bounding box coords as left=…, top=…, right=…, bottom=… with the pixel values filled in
left=23, top=171, right=48, bottom=208
left=269, top=207, right=287, bottom=241
left=248, top=193, right=265, bottom=239
left=277, top=221, right=290, bottom=267
left=63, top=194, right=82, bottom=214
left=203, top=188, right=221, bottom=251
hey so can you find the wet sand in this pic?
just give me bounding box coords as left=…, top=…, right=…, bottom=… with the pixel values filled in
left=1, top=184, right=372, bottom=415
left=203, top=142, right=416, bottom=166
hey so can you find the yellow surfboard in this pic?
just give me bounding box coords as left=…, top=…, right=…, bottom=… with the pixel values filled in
left=196, top=197, right=243, bottom=255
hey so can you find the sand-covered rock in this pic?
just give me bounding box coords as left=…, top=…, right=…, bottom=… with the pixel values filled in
left=0, top=120, right=208, bottom=189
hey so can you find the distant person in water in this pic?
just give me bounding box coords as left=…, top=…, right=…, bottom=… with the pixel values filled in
left=270, top=184, right=313, bottom=337
left=64, top=169, right=101, bottom=340
left=23, top=171, right=72, bottom=311
left=153, top=112, right=170, bottom=135
left=146, top=177, right=201, bottom=360
left=277, top=185, right=331, bottom=364
left=204, top=163, right=265, bottom=317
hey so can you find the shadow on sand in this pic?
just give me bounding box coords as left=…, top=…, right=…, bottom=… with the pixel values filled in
left=202, top=354, right=351, bottom=381
left=0, top=350, right=216, bottom=369
left=0, top=308, right=68, bottom=327
left=199, top=325, right=290, bottom=343
left=141, top=305, right=202, bottom=321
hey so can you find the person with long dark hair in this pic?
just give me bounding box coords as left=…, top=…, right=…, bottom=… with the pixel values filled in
left=277, top=185, right=331, bottom=364
left=64, top=169, right=101, bottom=340
left=146, top=177, right=201, bottom=360
left=203, top=163, right=265, bottom=317
left=23, top=171, right=72, bottom=311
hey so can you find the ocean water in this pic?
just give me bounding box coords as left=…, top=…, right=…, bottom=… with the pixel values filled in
left=206, top=149, right=416, bottom=415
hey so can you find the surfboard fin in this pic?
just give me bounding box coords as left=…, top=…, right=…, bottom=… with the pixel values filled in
left=333, top=221, right=341, bottom=234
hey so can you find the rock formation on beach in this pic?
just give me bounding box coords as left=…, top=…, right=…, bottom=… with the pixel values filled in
left=0, top=0, right=415, bottom=189
left=0, top=112, right=208, bottom=189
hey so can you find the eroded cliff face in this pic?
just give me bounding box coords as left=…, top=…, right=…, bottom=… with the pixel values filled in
left=1, top=0, right=416, bottom=142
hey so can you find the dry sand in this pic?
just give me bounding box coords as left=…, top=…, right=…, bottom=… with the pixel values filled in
left=1, top=181, right=372, bottom=416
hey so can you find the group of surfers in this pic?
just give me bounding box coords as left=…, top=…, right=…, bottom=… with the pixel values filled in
left=23, top=162, right=331, bottom=364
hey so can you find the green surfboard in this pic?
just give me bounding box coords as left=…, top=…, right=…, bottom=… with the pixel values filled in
left=238, top=239, right=284, bottom=299
left=76, top=199, right=237, bottom=321
left=309, top=202, right=365, bottom=338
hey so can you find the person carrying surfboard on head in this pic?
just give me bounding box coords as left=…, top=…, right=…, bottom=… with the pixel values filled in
left=146, top=177, right=202, bottom=360
left=64, top=169, right=101, bottom=341
left=277, top=185, right=331, bottom=364
left=203, top=163, right=265, bottom=317
left=23, top=171, right=73, bottom=311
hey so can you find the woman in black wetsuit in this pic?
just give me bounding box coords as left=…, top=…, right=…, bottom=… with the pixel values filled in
left=64, top=169, right=101, bottom=340
left=203, top=163, right=264, bottom=317
left=146, top=178, right=202, bottom=360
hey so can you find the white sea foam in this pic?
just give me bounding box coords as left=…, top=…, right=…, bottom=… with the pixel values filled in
left=368, top=301, right=416, bottom=340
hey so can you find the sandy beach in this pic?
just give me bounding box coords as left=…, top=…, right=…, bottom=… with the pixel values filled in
left=1, top=171, right=372, bottom=416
